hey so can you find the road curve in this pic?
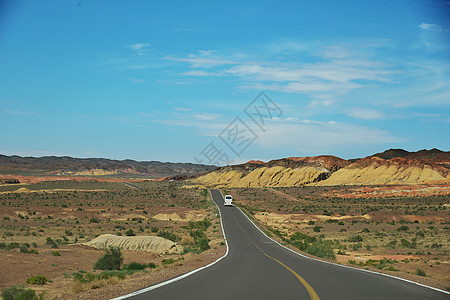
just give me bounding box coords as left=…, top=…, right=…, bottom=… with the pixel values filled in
left=118, top=189, right=449, bottom=300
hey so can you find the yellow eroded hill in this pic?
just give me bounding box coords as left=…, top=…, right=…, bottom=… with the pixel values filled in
left=315, top=164, right=445, bottom=186
left=83, top=234, right=183, bottom=254
left=192, top=166, right=326, bottom=188
left=73, top=169, right=118, bottom=176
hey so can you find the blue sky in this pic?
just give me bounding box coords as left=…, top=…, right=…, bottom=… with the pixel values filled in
left=0, top=0, right=449, bottom=164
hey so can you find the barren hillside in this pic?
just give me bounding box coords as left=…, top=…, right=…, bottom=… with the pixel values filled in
left=191, top=149, right=450, bottom=187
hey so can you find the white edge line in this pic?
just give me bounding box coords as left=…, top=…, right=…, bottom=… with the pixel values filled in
left=234, top=199, right=450, bottom=296
left=111, top=189, right=230, bottom=300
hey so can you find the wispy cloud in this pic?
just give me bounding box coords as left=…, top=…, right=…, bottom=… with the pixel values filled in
left=182, top=70, right=223, bottom=76
left=165, top=50, right=237, bottom=67
left=255, top=118, right=400, bottom=151
left=126, top=43, right=151, bottom=56
left=347, top=108, right=384, bottom=120
left=125, top=109, right=223, bottom=133
left=129, top=77, right=145, bottom=83
left=3, top=110, right=37, bottom=116
left=175, top=107, right=192, bottom=112
left=418, top=23, right=445, bottom=31
left=192, top=113, right=220, bottom=121
left=126, top=43, right=150, bottom=51
left=169, top=42, right=395, bottom=106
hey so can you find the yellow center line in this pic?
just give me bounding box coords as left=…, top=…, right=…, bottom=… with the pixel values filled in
left=232, top=212, right=320, bottom=300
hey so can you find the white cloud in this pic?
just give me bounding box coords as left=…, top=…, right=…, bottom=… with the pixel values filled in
left=174, top=107, right=192, bottom=112
left=165, top=50, right=237, bottom=67
left=267, top=41, right=306, bottom=54
left=254, top=118, right=399, bottom=151
left=309, top=98, right=335, bottom=107
left=126, top=43, right=150, bottom=51
left=418, top=23, right=443, bottom=31
left=129, top=77, right=145, bottom=83
left=182, top=70, right=223, bottom=76
left=137, top=112, right=154, bottom=117
left=347, top=108, right=384, bottom=120
left=174, top=50, right=393, bottom=96
left=193, top=113, right=220, bottom=121
left=166, top=55, right=236, bottom=67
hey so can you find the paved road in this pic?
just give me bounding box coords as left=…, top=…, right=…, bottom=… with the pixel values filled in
left=121, top=189, right=448, bottom=300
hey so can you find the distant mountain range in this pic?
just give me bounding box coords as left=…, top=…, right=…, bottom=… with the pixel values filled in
left=1, top=149, right=449, bottom=186
left=0, top=155, right=216, bottom=178
left=192, top=148, right=450, bottom=187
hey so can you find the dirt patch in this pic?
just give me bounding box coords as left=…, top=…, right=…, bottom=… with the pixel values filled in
left=152, top=210, right=207, bottom=222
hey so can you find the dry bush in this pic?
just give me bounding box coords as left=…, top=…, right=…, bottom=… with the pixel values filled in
left=180, top=235, right=195, bottom=245
left=71, top=280, right=85, bottom=293
left=71, top=276, right=122, bottom=293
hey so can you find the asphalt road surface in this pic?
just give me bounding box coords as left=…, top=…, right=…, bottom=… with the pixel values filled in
left=120, top=189, right=448, bottom=300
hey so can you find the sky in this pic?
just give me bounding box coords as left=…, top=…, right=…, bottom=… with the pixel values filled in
left=0, top=0, right=449, bottom=165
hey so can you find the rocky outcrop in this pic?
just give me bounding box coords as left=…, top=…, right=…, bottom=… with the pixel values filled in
left=83, top=234, right=184, bottom=254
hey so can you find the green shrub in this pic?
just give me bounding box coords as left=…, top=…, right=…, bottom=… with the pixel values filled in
left=94, top=247, right=123, bottom=270
left=1, top=285, right=40, bottom=300
left=123, top=262, right=146, bottom=270
left=157, top=231, right=178, bottom=242
left=313, top=225, right=322, bottom=232
left=290, top=232, right=316, bottom=243
left=415, top=268, right=426, bottom=277
left=162, top=258, right=175, bottom=265
left=187, top=219, right=211, bottom=231
left=348, top=235, right=363, bottom=242
left=352, top=243, right=362, bottom=251
left=151, top=227, right=159, bottom=233
left=190, top=229, right=206, bottom=241
left=123, top=262, right=157, bottom=269
left=305, top=240, right=335, bottom=260
left=52, top=251, right=60, bottom=256
left=387, top=240, right=397, bottom=249
left=147, top=262, right=157, bottom=269
left=125, top=229, right=135, bottom=236
left=45, top=237, right=58, bottom=249
left=430, top=243, right=442, bottom=249
left=197, top=238, right=210, bottom=251
left=397, top=225, right=409, bottom=232
left=26, top=275, right=48, bottom=285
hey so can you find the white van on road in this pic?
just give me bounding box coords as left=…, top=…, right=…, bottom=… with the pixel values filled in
left=224, top=195, right=233, bottom=206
